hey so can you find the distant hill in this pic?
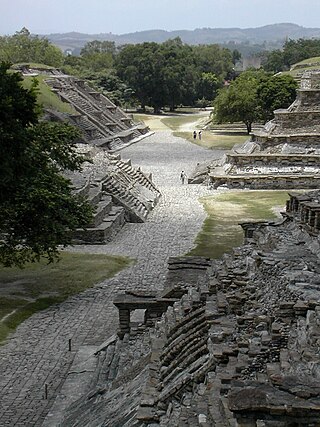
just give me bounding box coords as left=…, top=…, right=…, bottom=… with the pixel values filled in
left=46, top=23, right=320, bottom=54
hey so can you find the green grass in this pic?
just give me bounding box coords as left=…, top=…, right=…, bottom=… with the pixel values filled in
left=173, top=130, right=248, bottom=150
left=22, top=75, right=76, bottom=114
left=161, top=114, right=203, bottom=130
left=0, top=252, right=132, bottom=344
left=188, top=190, right=289, bottom=259
left=14, top=62, right=55, bottom=70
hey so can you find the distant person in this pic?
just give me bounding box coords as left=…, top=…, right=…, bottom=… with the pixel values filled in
left=193, top=130, right=197, bottom=140
left=199, top=130, right=202, bottom=140
left=180, top=170, right=187, bottom=184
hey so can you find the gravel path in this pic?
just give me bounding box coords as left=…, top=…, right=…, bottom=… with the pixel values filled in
left=0, top=131, right=221, bottom=426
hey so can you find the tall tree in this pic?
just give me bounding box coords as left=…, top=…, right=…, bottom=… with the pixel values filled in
left=257, top=74, right=297, bottom=121
left=213, top=70, right=297, bottom=133
left=214, top=70, right=264, bottom=133
left=0, top=28, right=64, bottom=67
left=0, top=63, right=92, bottom=267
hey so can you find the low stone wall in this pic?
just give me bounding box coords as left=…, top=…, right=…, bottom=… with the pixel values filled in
left=209, top=174, right=320, bottom=189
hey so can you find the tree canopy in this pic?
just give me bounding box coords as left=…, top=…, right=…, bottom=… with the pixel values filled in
left=115, top=38, right=235, bottom=112
left=213, top=70, right=297, bottom=133
left=262, top=38, right=320, bottom=72
left=0, top=63, right=92, bottom=267
left=0, top=28, right=64, bottom=67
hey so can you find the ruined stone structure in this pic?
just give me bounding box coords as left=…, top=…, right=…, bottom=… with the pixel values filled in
left=190, top=71, right=320, bottom=190
left=17, top=65, right=160, bottom=243
left=66, top=145, right=161, bottom=244
left=45, top=190, right=320, bottom=426
left=45, top=76, right=150, bottom=151
left=19, top=64, right=150, bottom=152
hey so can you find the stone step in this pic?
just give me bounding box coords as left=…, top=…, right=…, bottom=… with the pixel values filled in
left=73, top=206, right=125, bottom=244
left=87, top=196, right=113, bottom=227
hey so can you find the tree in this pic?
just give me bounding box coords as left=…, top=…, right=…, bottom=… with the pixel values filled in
left=80, top=40, right=115, bottom=72
left=0, top=28, right=64, bottom=67
left=213, top=70, right=297, bottom=133
left=0, top=63, right=92, bottom=267
left=257, top=74, right=297, bottom=121
left=214, top=70, right=264, bottom=133
left=262, top=38, right=320, bottom=73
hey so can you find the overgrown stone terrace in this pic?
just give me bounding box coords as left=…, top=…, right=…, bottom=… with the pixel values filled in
left=190, top=70, right=320, bottom=190
left=19, top=64, right=150, bottom=151
left=18, top=65, right=160, bottom=243
left=51, top=190, right=320, bottom=426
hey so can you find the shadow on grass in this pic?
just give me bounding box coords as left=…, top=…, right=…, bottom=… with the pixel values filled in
left=0, top=252, right=132, bottom=344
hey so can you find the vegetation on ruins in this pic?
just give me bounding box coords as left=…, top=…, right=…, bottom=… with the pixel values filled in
left=0, top=63, right=93, bottom=267
left=213, top=70, right=297, bottom=133
left=262, top=38, right=320, bottom=72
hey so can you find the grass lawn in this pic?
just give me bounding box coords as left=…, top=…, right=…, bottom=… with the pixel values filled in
left=173, top=130, right=248, bottom=150
left=22, top=75, right=76, bottom=114
left=133, top=111, right=248, bottom=150
left=188, top=190, right=289, bottom=259
left=160, top=114, right=204, bottom=130
left=0, top=252, right=132, bottom=344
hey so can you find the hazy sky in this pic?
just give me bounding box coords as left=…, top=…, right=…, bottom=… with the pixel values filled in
left=1, top=0, right=320, bottom=35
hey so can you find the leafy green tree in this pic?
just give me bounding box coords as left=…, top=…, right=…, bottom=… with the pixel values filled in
left=262, top=49, right=286, bottom=73
left=257, top=74, right=297, bottom=121
left=0, top=28, right=64, bottom=67
left=193, top=44, right=234, bottom=80
left=262, top=38, right=320, bottom=72
left=214, top=70, right=264, bottom=133
left=196, top=72, right=219, bottom=102
left=0, top=63, right=92, bottom=267
left=213, top=70, right=297, bottom=133
left=79, top=40, right=115, bottom=72
left=116, top=42, right=164, bottom=112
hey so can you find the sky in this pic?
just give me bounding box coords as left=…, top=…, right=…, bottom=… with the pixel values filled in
left=1, top=0, right=320, bottom=35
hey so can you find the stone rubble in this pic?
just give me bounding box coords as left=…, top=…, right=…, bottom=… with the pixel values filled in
left=53, top=190, right=320, bottom=426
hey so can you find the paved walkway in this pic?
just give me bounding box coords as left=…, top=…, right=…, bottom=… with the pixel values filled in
left=0, top=131, right=221, bottom=426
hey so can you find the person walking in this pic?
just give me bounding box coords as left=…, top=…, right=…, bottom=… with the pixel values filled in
left=193, top=130, right=197, bottom=140
left=199, top=130, right=202, bottom=140
left=180, top=170, right=187, bottom=184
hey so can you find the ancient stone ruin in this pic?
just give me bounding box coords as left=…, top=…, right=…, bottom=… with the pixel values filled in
left=17, top=65, right=160, bottom=243
left=190, top=70, right=320, bottom=190
left=65, top=146, right=161, bottom=244
left=19, top=64, right=150, bottom=151
left=44, top=190, right=320, bottom=426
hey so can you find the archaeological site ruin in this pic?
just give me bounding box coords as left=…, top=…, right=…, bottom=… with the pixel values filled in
left=190, top=70, right=320, bottom=191
left=39, top=71, right=320, bottom=426
left=2, top=65, right=320, bottom=427
left=18, top=65, right=161, bottom=244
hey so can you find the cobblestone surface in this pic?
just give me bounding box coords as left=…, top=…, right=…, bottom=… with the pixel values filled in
left=0, top=131, right=221, bottom=426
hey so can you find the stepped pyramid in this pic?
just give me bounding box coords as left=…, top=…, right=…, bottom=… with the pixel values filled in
left=19, top=65, right=150, bottom=152
left=192, top=70, right=320, bottom=189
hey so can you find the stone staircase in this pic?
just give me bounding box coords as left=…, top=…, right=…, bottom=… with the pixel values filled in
left=45, top=75, right=150, bottom=151
left=67, top=148, right=161, bottom=243
left=72, top=180, right=126, bottom=244
left=191, top=70, right=320, bottom=190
